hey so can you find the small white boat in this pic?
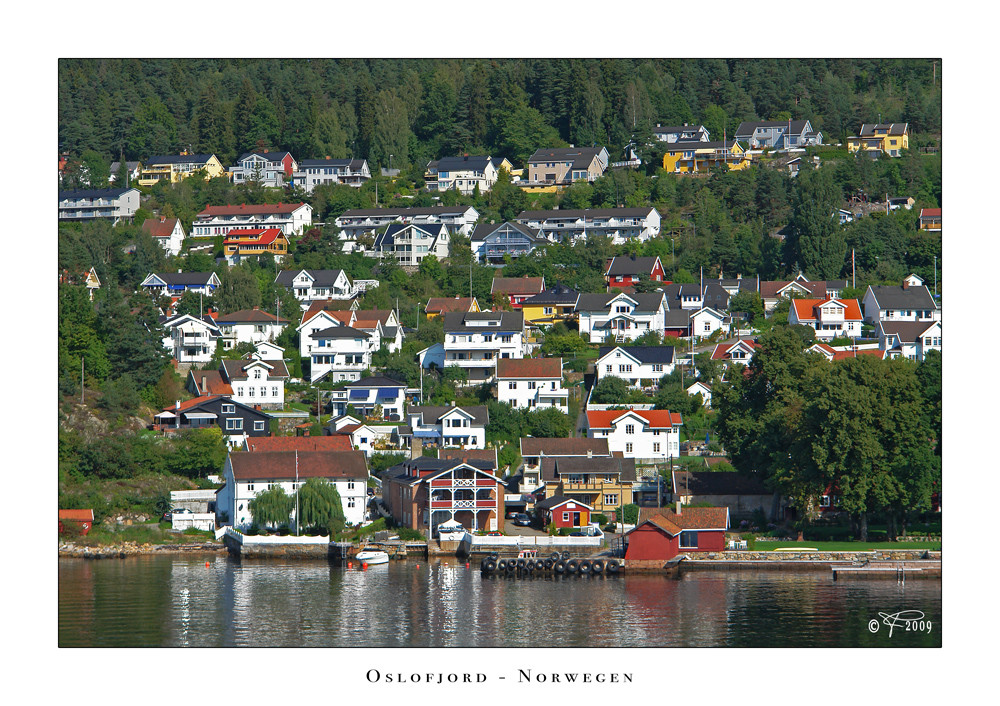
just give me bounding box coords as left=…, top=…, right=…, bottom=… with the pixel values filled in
left=355, top=548, right=389, bottom=565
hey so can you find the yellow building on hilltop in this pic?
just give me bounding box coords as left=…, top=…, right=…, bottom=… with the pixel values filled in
left=138, top=153, right=225, bottom=186
left=847, top=123, right=909, bottom=157
left=662, top=140, right=750, bottom=173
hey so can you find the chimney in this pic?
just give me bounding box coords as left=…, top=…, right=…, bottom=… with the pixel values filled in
left=675, top=501, right=682, bottom=515
left=410, top=438, right=423, bottom=460
left=451, top=400, right=456, bottom=407
left=587, top=449, right=593, bottom=458
left=902, top=280, right=909, bottom=290
left=201, top=376, right=207, bottom=393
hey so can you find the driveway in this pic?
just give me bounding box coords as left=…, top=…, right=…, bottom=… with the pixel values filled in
left=503, top=520, right=547, bottom=536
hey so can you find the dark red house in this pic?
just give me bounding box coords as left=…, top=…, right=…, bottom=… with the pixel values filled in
left=624, top=506, right=729, bottom=560
left=605, top=255, right=665, bottom=289
left=59, top=509, right=94, bottom=536
left=535, top=496, right=593, bottom=529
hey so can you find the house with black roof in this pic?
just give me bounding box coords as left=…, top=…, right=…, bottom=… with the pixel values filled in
left=153, top=395, right=272, bottom=448
left=652, top=123, right=710, bottom=143
left=158, top=312, right=222, bottom=364
left=576, top=291, right=668, bottom=343
left=862, top=275, right=940, bottom=325
left=425, top=155, right=500, bottom=195
left=596, top=345, right=675, bottom=387
left=141, top=271, right=221, bottom=298
left=230, top=151, right=296, bottom=187
left=402, top=404, right=489, bottom=449
left=470, top=221, right=548, bottom=264
left=291, top=158, right=371, bottom=193
left=672, top=470, right=782, bottom=522
left=520, top=283, right=580, bottom=325
left=275, top=268, right=355, bottom=303
left=138, top=153, right=225, bottom=185
left=735, top=120, right=823, bottom=149
left=604, top=255, right=665, bottom=288
left=526, top=146, right=609, bottom=184
left=373, top=222, right=450, bottom=266
left=334, top=205, right=480, bottom=241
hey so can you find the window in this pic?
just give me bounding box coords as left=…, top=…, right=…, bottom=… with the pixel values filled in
left=348, top=480, right=355, bottom=490
left=347, top=497, right=355, bottom=508
left=249, top=387, right=255, bottom=397
left=605, top=365, right=612, bottom=373
left=254, top=421, right=265, bottom=431
left=625, top=443, right=633, bottom=453
left=246, top=484, right=254, bottom=492
left=226, top=418, right=243, bottom=431
left=704, top=322, right=712, bottom=332
left=508, top=381, right=517, bottom=389
left=260, top=387, right=267, bottom=397
left=221, top=404, right=235, bottom=414
left=604, top=494, right=618, bottom=506
left=625, top=424, right=635, bottom=434
left=272, top=386, right=279, bottom=397
left=820, top=495, right=831, bottom=507
left=254, top=369, right=262, bottom=379
left=679, top=531, right=699, bottom=548
left=528, top=381, right=536, bottom=390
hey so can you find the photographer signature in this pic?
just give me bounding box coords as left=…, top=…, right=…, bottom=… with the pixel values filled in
left=868, top=610, right=932, bottom=637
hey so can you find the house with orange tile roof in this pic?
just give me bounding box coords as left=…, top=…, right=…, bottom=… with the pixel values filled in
left=584, top=408, right=682, bottom=462
left=624, top=505, right=729, bottom=560
left=919, top=207, right=941, bottom=232
left=496, top=357, right=567, bottom=411
left=222, top=227, right=289, bottom=265
left=425, top=296, right=480, bottom=318
left=787, top=298, right=863, bottom=340
left=710, top=339, right=760, bottom=366
left=141, top=216, right=186, bottom=257
left=807, top=342, right=886, bottom=362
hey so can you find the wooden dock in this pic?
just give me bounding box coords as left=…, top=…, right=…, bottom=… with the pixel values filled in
left=833, top=561, right=940, bottom=580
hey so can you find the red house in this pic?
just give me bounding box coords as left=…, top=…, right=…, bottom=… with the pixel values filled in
left=624, top=506, right=729, bottom=560
left=59, top=509, right=94, bottom=536
left=535, top=496, right=593, bottom=529
left=605, top=255, right=665, bottom=289
left=491, top=276, right=545, bottom=309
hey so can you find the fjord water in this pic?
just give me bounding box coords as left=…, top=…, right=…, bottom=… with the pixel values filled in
left=58, top=556, right=941, bottom=647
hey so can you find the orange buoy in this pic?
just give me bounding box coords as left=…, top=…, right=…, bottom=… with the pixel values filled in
left=348, top=562, right=353, bottom=568
left=205, top=561, right=210, bottom=568
left=465, top=562, right=470, bottom=568
left=416, top=564, right=420, bottom=568
left=362, top=562, right=368, bottom=569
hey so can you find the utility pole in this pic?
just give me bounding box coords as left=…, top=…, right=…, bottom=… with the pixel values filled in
left=81, top=357, right=85, bottom=404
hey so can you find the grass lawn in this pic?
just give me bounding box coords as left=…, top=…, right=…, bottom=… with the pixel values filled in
left=750, top=540, right=941, bottom=552
left=70, top=521, right=217, bottom=546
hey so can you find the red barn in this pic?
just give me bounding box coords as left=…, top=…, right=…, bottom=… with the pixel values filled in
left=59, top=509, right=94, bottom=536
left=535, top=496, right=593, bottom=529
left=624, top=506, right=728, bottom=560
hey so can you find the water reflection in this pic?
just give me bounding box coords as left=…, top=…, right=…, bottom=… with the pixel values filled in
left=58, top=558, right=942, bottom=648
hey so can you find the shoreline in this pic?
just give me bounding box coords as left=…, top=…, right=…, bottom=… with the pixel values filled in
left=59, top=541, right=227, bottom=559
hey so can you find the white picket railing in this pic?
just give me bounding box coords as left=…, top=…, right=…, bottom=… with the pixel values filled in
left=463, top=532, right=602, bottom=548
left=223, top=527, right=330, bottom=545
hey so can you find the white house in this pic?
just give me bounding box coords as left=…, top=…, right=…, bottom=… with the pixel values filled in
left=862, top=276, right=940, bottom=324
left=334, top=205, right=480, bottom=242
left=191, top=202, right=313, bottom=238
left=230, top=151, right=296, bottom=188
left=515, top=207, right=661, bottom=244
left=141, top=217, right=186, bottom=257
left=217, top=449, right=370, bottom=529
left=652, top=124, right=710, bottom=143
left=788, top=298, right=864, bottom=340
left=275, top=269, right=356, bottom=303
left=584, top=408, right=683, bottom=463
left=308, top=325, right=374, bottom=383
left=255, top=341, right=285, bottom=360
left=689, top=307, right=728, bottom=339
left=331, top=376, right=408, bottom=420
left=877, top=320, right=942, bottom=361
left=710, top=339, right=760, bottom=367
left=575, top=292, right=668, bottom=343
left=159, top=313, right=221, bottom=363
left=686, top=381, right=712, bottom=409
left=442, top=310, right=525, bottom=383
left=425, top=155, right=500, bottom=194
left=372, top=222, right=450, bottom=266
left=495, top=357, right=567, bottom=411
left=325, top=416, right=403, bottom=458
left=220, top=354, right=290, bottom=409
left=215, top=308, right=289, bottom=350
left=290, top=158, right=371, bottom=192
left=58, top=187, right=140, bottom=223
left=595, top=346, right=675, bottom=387
left=404, top=404, right=489, bottom=449
left=470, top=221, right=549, bottom=265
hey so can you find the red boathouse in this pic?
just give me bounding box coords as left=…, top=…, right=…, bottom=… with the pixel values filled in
left=624, top=506, right=728, bottom=560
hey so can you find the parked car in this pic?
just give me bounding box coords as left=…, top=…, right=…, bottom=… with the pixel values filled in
left=162, top=508, right=193, bottom=521
left=506, top=511, right=519, bottom=519
left=512, top=513, right=531, bottom=526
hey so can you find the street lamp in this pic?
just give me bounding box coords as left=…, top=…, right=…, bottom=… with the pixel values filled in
left=389, top=154, right=393, bottom=172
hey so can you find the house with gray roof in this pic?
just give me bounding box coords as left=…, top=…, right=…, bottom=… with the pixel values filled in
left=140, top=271, right=221, bottom=297
left=471, top=221, right=548, bottom=264
left=576, top=291, right=668, bottom=343
left=876, top=319, right=942, bottom=361
left=596, top=345, right=675, bottom=387
left=275, top=268, right=355, bottom=303
left=526, top=146, right=609, bottom=185
left=334, top=205, right=479, bottom=241
left=291, top=158, right=371, bottom=192
left=735, top=120, right=822, bottom=149
left=230, top=151, right=296, bottom=188
left=403, top=404, right=489, bottom=449
left=862, top=276, right=940, bottom=325
left=219, top=353, right=290, bottom=410
left=373, top=222, right=450, bottom=266
left=425, top=155, right=500, bottom=195
left=672, top=470, right=781, bottom=522
left=442, top=311, right=525, bottom=382
left=518, top=207, right=660, bottom=244
left=652, top=124, right=710, bottom=143
left=59, top=187, right=140, bottom=224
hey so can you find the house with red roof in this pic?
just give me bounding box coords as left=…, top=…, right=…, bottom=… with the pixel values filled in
left=787, top=298, right=863, bottom=340
left=919, top=208, right=941, bottom=232
left=222, top=228, right=289, bottom=264
left=425, top=296, right=480, bottom=318
left=710, top=339, right=760, bottom=366
left=141, top=216, right=186, bottom=257
left=217, top=449, right=370, bottom=529
left=624, top=505, right=729, bottom=561
left=491, top=276, right=545, bottom=308
left=191, top=202, right=313, bottom=237
left=584, top=408, right=682, bottom=462
left=807, top=342, right=886, bottom=362
left=59, top=509, right=94, bottom=536
left=496, top=357, right=567, bottom=411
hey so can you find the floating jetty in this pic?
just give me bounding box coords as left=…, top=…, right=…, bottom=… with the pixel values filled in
left=478, top=550, right=622, bottom=577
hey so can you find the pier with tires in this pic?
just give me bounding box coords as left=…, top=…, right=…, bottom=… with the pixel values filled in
left=479, top=550, right=621, bottom=577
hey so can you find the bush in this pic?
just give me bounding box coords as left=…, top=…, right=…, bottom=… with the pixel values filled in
left=396, top=527, right=425, bottom=541
left=592, top=513, right=609, bottom=526
left=558, top=527, right=573, bottom=536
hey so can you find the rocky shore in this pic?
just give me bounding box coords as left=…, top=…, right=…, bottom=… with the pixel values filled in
left=59, top=541, right=227, bottom=559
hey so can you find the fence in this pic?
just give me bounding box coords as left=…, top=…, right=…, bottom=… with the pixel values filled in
left=462, top=532, right=603, bottom=549
left=171, top=513, right=216, bottom=532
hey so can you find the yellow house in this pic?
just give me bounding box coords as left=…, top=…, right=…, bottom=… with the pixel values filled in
left=222, top=227, right=289, bottom=264
left=847, top=123, right=909, bottom=157
left=138, top=153, right=225, bottom=186
left=662, top=139, right=750, bottom=173
left=520, top=283, right=580, bottom=326
left=424, top=297, right=480, bottom=319
left=540, top=456, right=636, bottom=518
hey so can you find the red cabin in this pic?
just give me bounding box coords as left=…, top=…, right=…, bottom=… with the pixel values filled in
left=59, top=509, right=94, bottom=536
left=535, top=496, right=593, bottom=529
left=624, top=506, right=728, bottom=560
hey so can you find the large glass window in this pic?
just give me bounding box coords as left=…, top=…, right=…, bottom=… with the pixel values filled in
left=679, top=531, right=699, bottom=548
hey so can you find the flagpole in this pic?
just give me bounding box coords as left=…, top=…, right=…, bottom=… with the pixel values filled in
left=295, top=450, right=300, bottom=536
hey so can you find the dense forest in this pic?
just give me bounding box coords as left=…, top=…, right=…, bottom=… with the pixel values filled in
left=58, top=58, right=942, bottom=169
